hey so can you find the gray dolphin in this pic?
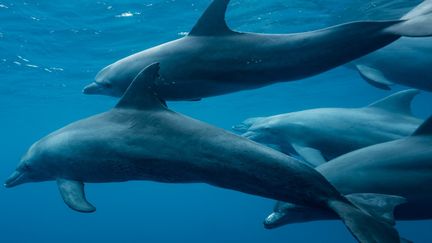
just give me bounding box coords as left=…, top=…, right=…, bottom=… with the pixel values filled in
left=264, top=116, right=432, bottom=230
left=353, top=37, right=432, bottom=91
left=83, top=0, right=432, bottom=100
left=233, top=89, right=422, bottom=166
left=7, top=63, right=403, bottom=243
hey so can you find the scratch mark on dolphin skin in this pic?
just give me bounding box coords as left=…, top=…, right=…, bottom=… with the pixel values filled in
left=50, top=67, right=64, bottom=71
left=25, top=64, right=38, bottom=68
left=17, top=55, right=29, bottom=62
left=115, top=11, right=134, bottom=18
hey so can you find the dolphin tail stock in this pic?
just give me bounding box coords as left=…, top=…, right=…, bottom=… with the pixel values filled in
left=326, top=193, right=407, bottom=243
left=384, top=0, right=432, bottom=37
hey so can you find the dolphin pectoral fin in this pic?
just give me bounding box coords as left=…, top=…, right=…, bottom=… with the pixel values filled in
left=57, top=179, right=96, bottom=213
left=115, top=63, right=167, bottom=111
left=367, top=89, right=420, bottom=116
left=291, top=144, right=326, bottom=167
left=346, top=193, right=407, bottom=226
left=355, top=64, right=394, bottom=90
left=189, top=0, right=236, bottom=36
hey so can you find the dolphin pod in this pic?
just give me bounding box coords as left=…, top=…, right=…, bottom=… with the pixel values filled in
left=264, top=117, right=432, bottom=229
left=83, top=0, right=432, bottom=100
left=233, top=89, right=423, bottom=166
left=6, top=64, right=404, bottom=243
left=6, top=0, right=432, bottom=243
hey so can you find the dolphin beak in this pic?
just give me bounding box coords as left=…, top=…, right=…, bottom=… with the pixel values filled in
left=232, top=124, right=248, bottom=132
left=4, top=171, right=26, bottom=188
left=241, top=131, right=257, bottom=140
left=82, top=82, right=100, bottom=95
left=263, top=212, right=284, bottom=229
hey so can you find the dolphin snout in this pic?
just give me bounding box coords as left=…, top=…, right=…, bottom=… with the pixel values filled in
left=241, top=131, right=258, bottom=140
left=82, top=82, right=101, bottom=95
left=4, top=171, right=26, bottom=188
left=263, top=212, right=285, bottom=229
left=232, top=123, right=248, bottom=132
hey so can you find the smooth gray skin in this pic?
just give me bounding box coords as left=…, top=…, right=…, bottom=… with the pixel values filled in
left=264, top=117, right=432, bottom=229
left=233, top=89, right=422, bottom=166
left=353, top=37, right=432, bottom=91
left=5, top=64, right=402, bottom=243
left=5, top=64, right=342, bottom=209
left=83, top=0, right=432, bottom=99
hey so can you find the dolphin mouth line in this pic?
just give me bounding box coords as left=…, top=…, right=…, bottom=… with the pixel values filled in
left=232, top=124, right=247, bottom=132
left=82, top=82, right=100, bottom=95
left=4, top=172, right=24, bottom=188
left=241, top=131, right=256, bottom=139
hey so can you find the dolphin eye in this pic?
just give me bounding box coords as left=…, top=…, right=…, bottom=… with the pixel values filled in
left=23, top=164, right=32, bottom=171
left=103, top=83, right=112, bottom=89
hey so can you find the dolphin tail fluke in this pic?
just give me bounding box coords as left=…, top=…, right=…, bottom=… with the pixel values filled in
left=327, top=198, right=404, bottom=243
left=345, top=193, right=407, bottom=226
left=384, top=0, right=432, bottom=37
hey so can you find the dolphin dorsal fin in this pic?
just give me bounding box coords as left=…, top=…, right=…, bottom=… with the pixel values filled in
left=412, top=116, right=432, bottom=136
left=115, top=63, right=167, bottom=111
left=189, top=0, right=235, bottom=36
left=367, top=89, right=420, bottom=116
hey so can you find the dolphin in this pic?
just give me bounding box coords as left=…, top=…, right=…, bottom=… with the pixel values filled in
left=264, top=116, right=432, bottom=230
left=6, top=63, right=404, bottom=243
left=233, top=89, right=422, bottom=166
left=353, top=37, right=432, bottom=91
left=83, top=0, right=432, bottom=100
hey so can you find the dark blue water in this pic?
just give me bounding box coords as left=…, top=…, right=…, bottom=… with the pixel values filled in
left=1, top=1, right=431, bottom=242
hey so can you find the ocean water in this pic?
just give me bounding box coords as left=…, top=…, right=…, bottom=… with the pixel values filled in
left=1, top=0, right=431, bottom=242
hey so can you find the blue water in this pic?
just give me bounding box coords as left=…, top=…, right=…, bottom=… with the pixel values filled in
left=1, top=0, right=431, bottom=242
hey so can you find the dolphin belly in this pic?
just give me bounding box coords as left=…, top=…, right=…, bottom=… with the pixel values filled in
left=154, top=77, right=270, bottom=101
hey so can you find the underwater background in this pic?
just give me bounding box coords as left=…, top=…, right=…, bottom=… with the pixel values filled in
left=1, top=0, right=431, bottom=242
